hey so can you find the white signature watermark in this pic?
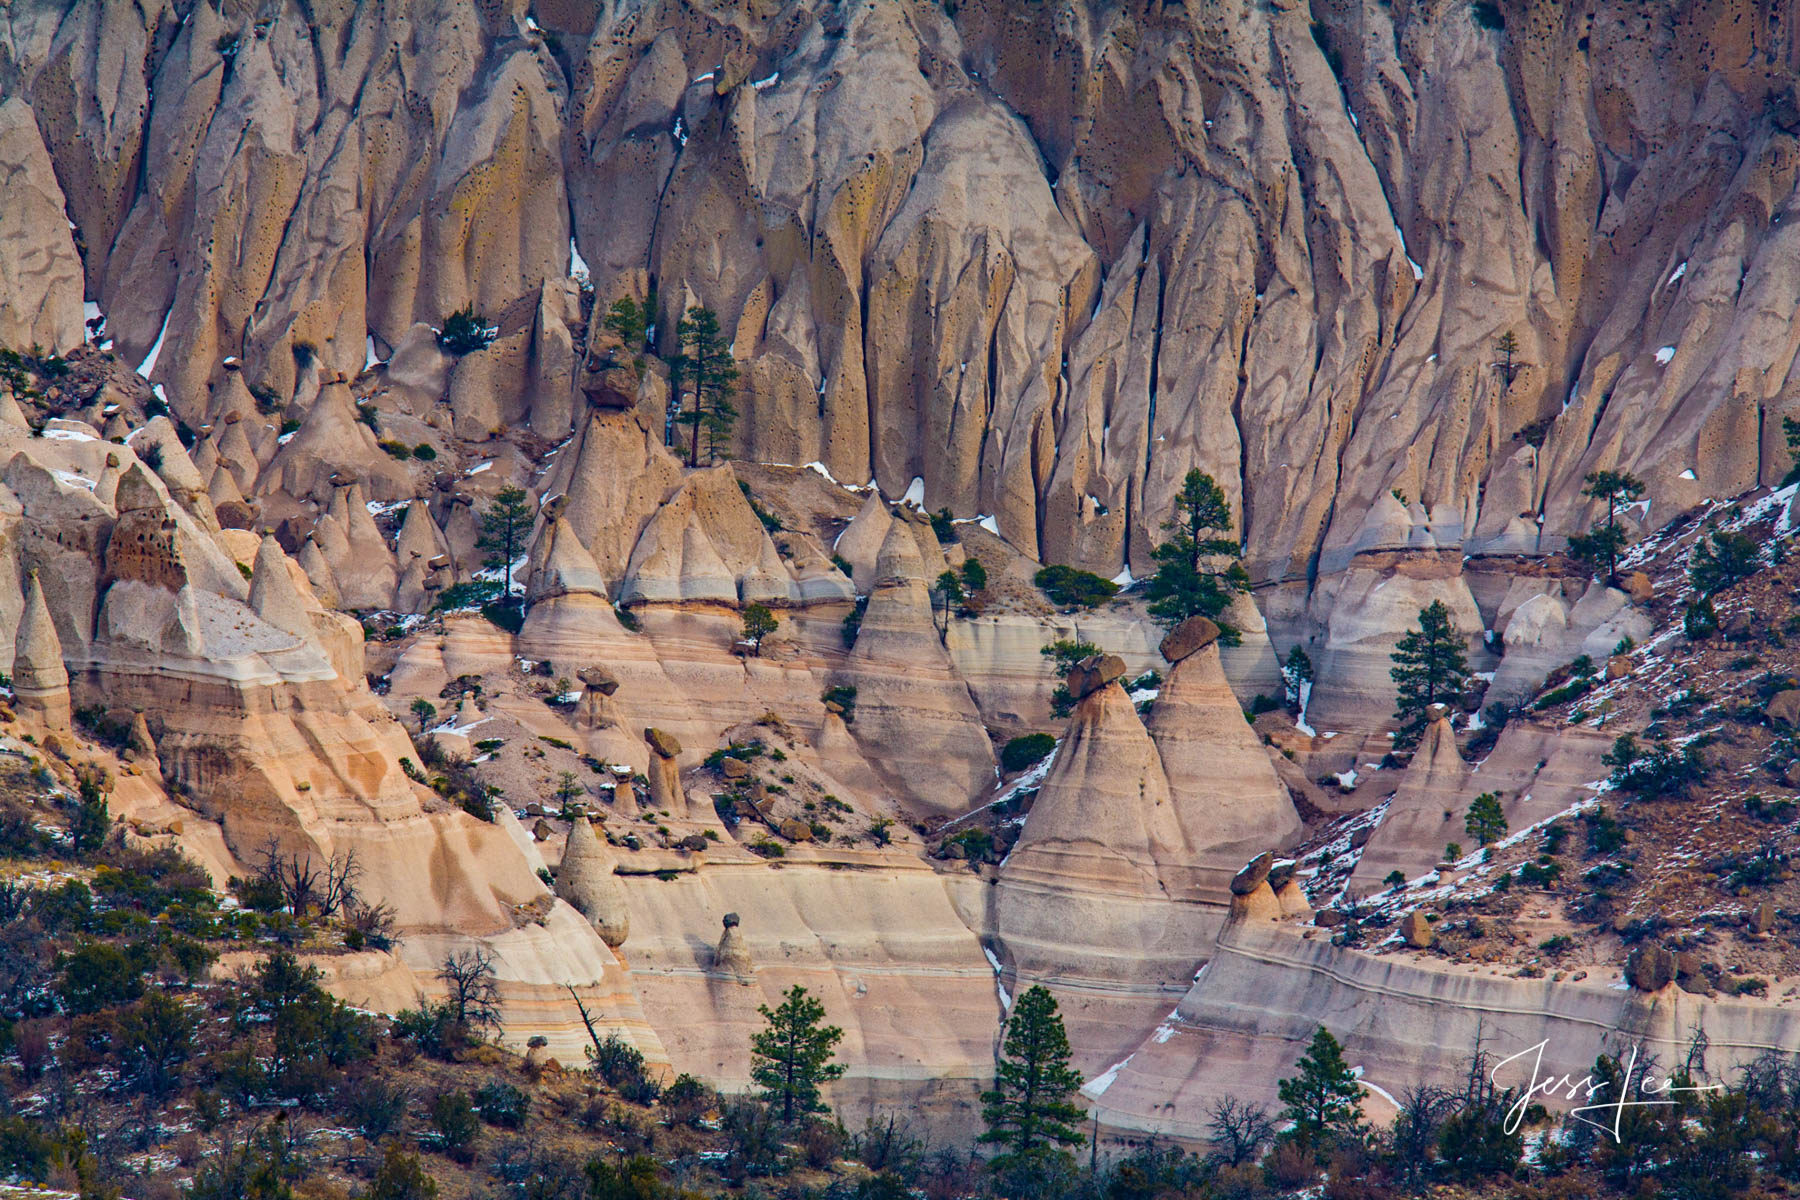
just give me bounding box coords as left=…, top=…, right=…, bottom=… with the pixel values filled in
left=1490, top=1040, right=1725, bottom=1143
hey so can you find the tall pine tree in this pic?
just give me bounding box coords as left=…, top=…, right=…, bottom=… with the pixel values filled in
left=1276, top=1027, right=1365, bottom=1150
left=1144, top=470, right=1250, bottom=639
left=1389, top=599, right=1469, bottom=748
left=750, top=986, right=844, bottom=1123
left=980, top=986, right=1086, bottom=1171
left=477, top=486, right=534, bottom=600
left=1567, top=470, right=1645, bottom=584
left=675, top=306, right=739, bottom=467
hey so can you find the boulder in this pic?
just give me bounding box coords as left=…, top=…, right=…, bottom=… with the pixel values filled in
left=1067, top=653, right=1127, bottom=700
left=644, top=727, right=681, bottom=759
left=1722, top=611, right=1754, bottom=640
left=1622, top=572, right=1654, bottom=604
left=1315, top=909, right=1347, bottom=928
left=1770, top=690, right=1800, bottom=729
left=778, top=817, right=814, bottom=842
left=578, top=666, right=620, bottom=696
left=1230, top=852, right=1273, bottom=896
left=1401, top=910, right=1434, bottom=949
left=1751, top=901, right=1778, bottom=935
left=1626, top=944, right=1677, bottom=992
left=720, top=757, right=751, bottom=780
left=1606, top=655, right=1632, bottom=680
left=1158, top=616, right=1220, bottom=663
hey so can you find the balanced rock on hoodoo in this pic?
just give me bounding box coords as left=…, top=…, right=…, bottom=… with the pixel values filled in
left=714, top=912, right=755, bottom=984
left=555, top=818, right=630, bottom=948
left=643, top=728, right=687, bottom=816
left=1159, top=616, right=1221, bottom=663
left=579, top=666, right=620, bottom=697
left=1066, top=653, right=1127, bottom=700
left=1230, top=852, right=1273, bottom=896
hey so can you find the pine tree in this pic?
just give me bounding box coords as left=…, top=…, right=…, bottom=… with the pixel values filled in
left=477, top=486, right=534, bottom=600
left=932, top=570, right=964, bottom=640
left=1464, top=792, right=1508, bottom=845
left=1276, top=1027, right=1365, bottom=1148
left=72, top=770, right=110, bottom=859
left=1282, top=645, right=1314, bottom=708
left=979, top=985, right=1086, bottom=1170
left=600, top=295, right=654, bottom=372
left=1144, top=470, right=1249, bottom=638
left=1389, top=600, right=1469, bottom=748
left=1494, top=330, right=1521, bottom=385
left=740, top=603, right=778, bottom=656
left=1568, top=470, right=1645, bottom=584
left=750, top=986, right=844, bottom=1123
left=676, top=306, right=739, bottom=467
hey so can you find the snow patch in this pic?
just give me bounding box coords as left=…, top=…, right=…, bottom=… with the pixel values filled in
left=1655, top=345, right=1676, bottom=365
left=901, top=476, right=925, bottom=507
left=137, top=309, right=172, bottom=378
left=467, top=461, right=493, bottom=475
left=752, top=72, right=780, bottom=90
left=1112, top=565, right=1135, bottom=586
left=978, top=515, right=1000, bottom=535
left=1679, top=468, right=1697, bottom=480
left=364, top=335, right=380, bottom=371
left=569, top=239, right=590, bottom=286
left=1082, top=1054, right=1135, bottom=1100
left=1295, top=680, right=1316, bottom=737
left=1668, top=261, right=1687, bottom=285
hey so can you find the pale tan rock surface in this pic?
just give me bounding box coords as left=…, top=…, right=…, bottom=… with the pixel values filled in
left=12, top=569, right=69, bottom=730
left=838, top=522, right=996, bottom=812
left=0, top=98, right=83, bottom=355
left=557, top=816, right=631, bottom=948
left=1147, top=645, right=1302, bottom=879
left=1346, top=718, right=1471, bottom=899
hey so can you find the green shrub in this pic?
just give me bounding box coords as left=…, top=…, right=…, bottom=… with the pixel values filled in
left=439, top=307, right=496, bottom=355
left=1034, top=564, right=1119, bottom=609
left=1001, top=733, right=1056, bottom=773
left=482, top=598, right=524, bottom=634
left=821, top=684, right=858, bottom=722
left=474, top=1080, right=529, bottom=1129
left=430, top=1091, right=480, bottom=1161
left=1690, top=530, right=1761, bottom=595
left=412, top=443, right=437, bottom=461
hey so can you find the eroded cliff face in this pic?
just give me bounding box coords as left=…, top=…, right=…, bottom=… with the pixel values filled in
left=6, top=0, right=1800, bottom=1144
left=6, top=0, right=1800, bottom=581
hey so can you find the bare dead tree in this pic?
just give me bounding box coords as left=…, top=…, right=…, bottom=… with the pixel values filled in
left=565, top=984, right=605, bottom=1062
left=256, top=839, right=320, bottom=916
left=344, top=898, right=399, bottom=950
left=256, top=841, right=363, bottom=919
left=1205, top=1096, right=1275, bottom=1168
left=318, top=849, right=362, bottom=919
left=439, top=949, right=502, bottom=1035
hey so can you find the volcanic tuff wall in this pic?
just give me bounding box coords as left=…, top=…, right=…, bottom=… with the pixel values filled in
left=6, top=0, right=1800, bottom=587
left=9, top=0, right=1800, bottom=1141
